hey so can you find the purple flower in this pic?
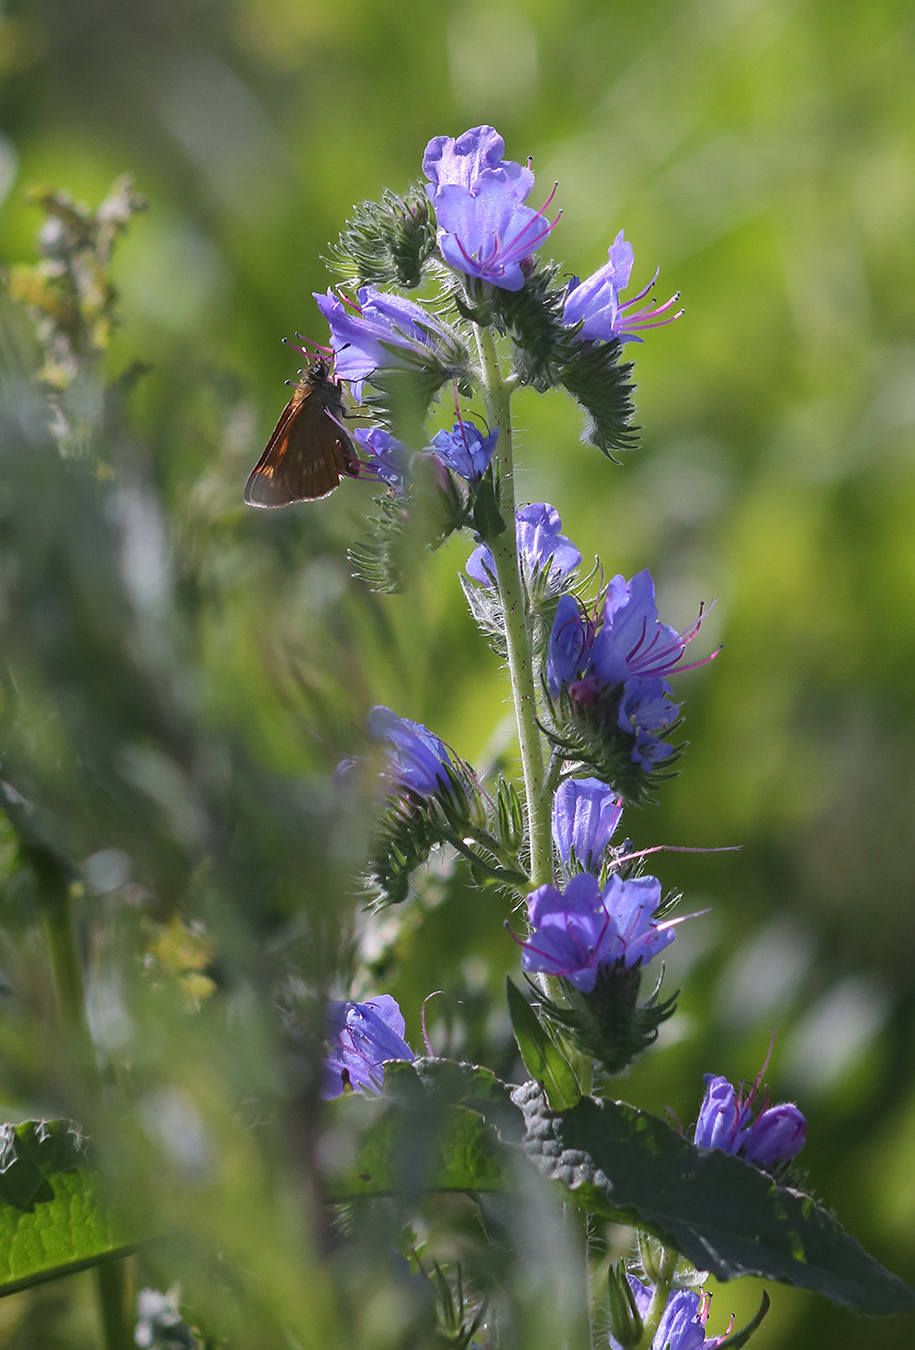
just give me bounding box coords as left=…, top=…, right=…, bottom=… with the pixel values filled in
left=423, top=124, right=535, bottom=200
left=367, top=705, right=460, bottom=797
left=563, top=230, right=682, bottom=345
left=611, top=1279, right=725, bottom=1350
left=314, top=286, right=460, bottom=402
left=322, top=995, right=414, bottom=1099
left=591, top=571, right=705, bottom=685
left=423, top=125, right=559, bottom=291
left=429, top=421, right=498, bottom=483
left=467, top=502, right=582, bottom=586
left=617, top=678, right=680, bottom=769
left=547, top=572, right=714, bottom=771
left=694, top=1073, right=806, bottom=1169
left=552, top=777, right=623, bottom=872
left=518, top=872, right=674, bottom=993
left=354, top=428, right=409, bottom=491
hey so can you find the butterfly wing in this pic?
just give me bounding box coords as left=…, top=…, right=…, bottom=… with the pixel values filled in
left=244, top=382, right=353, bottom=507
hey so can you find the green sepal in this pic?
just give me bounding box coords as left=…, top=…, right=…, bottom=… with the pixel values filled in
left=606, top=1261, right=643, bottom=1350
left=326, top=182, right=437, bottom=289
left=558, top=336, right=639, bottom=458
left=495, top=777, right=525, bottom=854
left=716, top=1292, right=771, bottom=1349
left=348, top=458, right=470, bottom=595
left=365, top=763, right=481, bottom=907
left=459, top=574, right=507, bottom=656
left=470, top=464, right=505, bottom=545
left=541, top=680, right=684, bottom=806
left=506, top=976, right=581, bottom=1111
left=361, top=362, right=452, bottom=450
left=489, top=259, right=579, bottom=391
left=531, top=963, right=677, bottom=1079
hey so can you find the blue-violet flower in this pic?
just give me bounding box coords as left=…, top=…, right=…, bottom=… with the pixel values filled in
left=429, top=421, right=498, bottom=483
left=314, top=286, right=460, bottom=402
left=563, top=230, right=682, bottom=344
left=694, top=1073, right=806, bottom=1168
left=552, top=777, right=623, bottom=873
left=517, top=871, right=675, bottom=993
left=610, top=1278, right=727, bottom=1350
left=322, top=995, right=414, bottom=1099
left=424, top=124, right=559, bottom=291
left=423, top=124, right=535, bottom=199
left=547, top=572, right=713, bottom=769
left=367, top=705, right=462, bottom=797
left=354, top=428, right=409, bottom=492
left=467, top=502, right=581, bottom=586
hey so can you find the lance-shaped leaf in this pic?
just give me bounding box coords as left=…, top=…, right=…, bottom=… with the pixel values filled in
left=506, top=977, right=581, bottom=1111
left=0, top=1120, right=134, bottom=1297
left=513, top=1083, right=915, bottom=1315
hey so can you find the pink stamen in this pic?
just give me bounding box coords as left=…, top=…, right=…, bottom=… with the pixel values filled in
left=612, top=842, right=740, bottom=868
left=622, top=290, right=681, bottom=322
left=745, top=1030, right=777, bottom=1111
left=625, top=616, right=651, bottom=665
left=655, top=908, right=712, bottom=932
left=622, top=311, right=685, bottom=333
left=623, top=268, right=661, bottom=306
left=289, top=332, right=334, bottom=357
left=421, top=990, right=446, bottom=1057
left=339, top=290, right=364, bottom=315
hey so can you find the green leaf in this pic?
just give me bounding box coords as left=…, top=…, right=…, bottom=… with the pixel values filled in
left=325, top=1102, right=507, bottom=1199
left=506, top=977, right=581, bottom=1111
left=0, top=1120, right=133, bottom=1297
left=513, top=1084, right=915, bottom=1314
left=324, top=1059, right=521, bottom=1201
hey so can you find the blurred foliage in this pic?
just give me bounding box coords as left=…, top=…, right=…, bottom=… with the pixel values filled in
left=0, top=0, right=914, bottom=1345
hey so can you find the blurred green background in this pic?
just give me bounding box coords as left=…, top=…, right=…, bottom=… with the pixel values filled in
left=1, top=0, right=915, bottom=1345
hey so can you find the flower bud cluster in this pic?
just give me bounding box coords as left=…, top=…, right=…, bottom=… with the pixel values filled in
left=693, top=1072, right=806, bottom=1171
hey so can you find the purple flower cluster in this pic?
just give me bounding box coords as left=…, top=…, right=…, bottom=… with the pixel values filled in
left=552, top=777, right=623, bottom=873
left=548, top=570, right=712, bottom=769
left=322, top=996, right=414, bottom=1099
left=423, top=125, right=559, bottom=291
left=367, top=705, right=463, bottom=798
left=611, top=1278, right=727, bottom=1350
left=517, top=871, right=676, bottom=992
left=349, top=418, right=497, bottom=497
left=466, top=502, right=581, bottom=587
left=693, top=1073, right=806, bottom=1169
left=563, top=231, right=683, bottom=346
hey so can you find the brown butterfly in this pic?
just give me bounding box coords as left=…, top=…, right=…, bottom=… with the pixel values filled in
left=244, top=358, right=361, bottom=507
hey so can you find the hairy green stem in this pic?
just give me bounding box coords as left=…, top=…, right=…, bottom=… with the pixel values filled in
left=473, top=323, right=553, bottom=889
left=36, top=853, right=134, bottom=1350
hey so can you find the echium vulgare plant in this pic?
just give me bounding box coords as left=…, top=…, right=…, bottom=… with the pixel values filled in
left=270, top=125, right=915, bottom=1348
left=3, top=137, right=910, bottom=1350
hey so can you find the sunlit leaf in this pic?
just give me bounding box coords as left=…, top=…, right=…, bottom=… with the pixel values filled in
left=0, top=1120, right=133, bottom=1297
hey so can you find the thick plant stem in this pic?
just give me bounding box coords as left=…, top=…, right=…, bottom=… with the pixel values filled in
left=474, top=323, right=553, bottom=889
left=635, top=1243, right=678, bottom=1349
left=36, top=851, right=134, bottom=1350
